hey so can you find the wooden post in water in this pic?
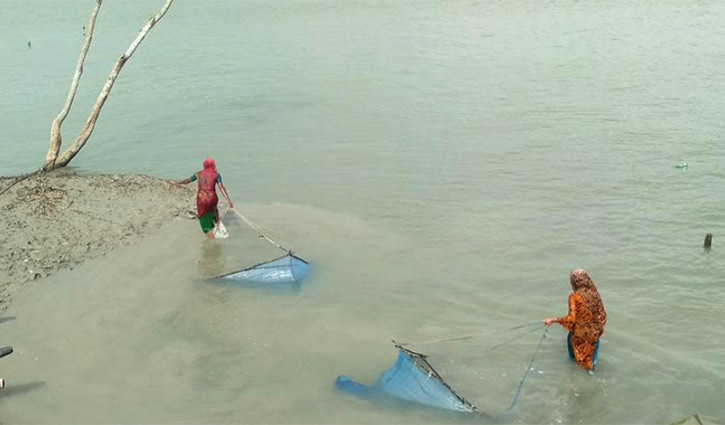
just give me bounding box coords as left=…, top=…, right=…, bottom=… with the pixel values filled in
left=704, top=233, right=713, bottom=249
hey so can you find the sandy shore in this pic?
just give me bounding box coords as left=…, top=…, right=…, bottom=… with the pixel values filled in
left=0, top=171, right=196, bottom=312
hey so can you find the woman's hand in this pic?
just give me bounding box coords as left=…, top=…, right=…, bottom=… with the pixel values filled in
left=543, top=318, right=557, bottom=326
left=228, top=200, right=234, bottom=209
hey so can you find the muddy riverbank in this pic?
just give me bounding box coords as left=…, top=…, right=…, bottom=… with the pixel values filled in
left=0, top=171, right=196, bottom=312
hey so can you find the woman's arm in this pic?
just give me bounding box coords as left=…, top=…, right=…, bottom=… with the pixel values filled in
left=557, top=293, right=579, bottom=331
left=175, top=173, right=197, bottom=185
left=544, top=293, right=578, bottom=329
left=218, top=181, right=233, bottom=208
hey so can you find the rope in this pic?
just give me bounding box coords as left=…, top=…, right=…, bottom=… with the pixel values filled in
left=230, top=207, right=289, bottom=253
left=397, top=321, right=542, bottom=348
left=505, top=326, right=549, bottom=412
left=478, top=324, right=545, bottom=354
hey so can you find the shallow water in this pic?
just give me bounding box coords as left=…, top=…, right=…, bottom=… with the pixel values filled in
left=2, top=0, right=725, bottom=423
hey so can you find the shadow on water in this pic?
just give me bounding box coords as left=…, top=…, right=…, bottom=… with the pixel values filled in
left=0, top=317, right=16, bottom=325
left=0, top=381, right=46, bottom=398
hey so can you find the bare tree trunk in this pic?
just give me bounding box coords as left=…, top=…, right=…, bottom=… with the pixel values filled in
left=45, top=0, right=103, bottom=171
left=44, top=0, right=175, bottom=171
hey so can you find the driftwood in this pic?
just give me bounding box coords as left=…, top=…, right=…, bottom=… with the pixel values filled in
left=43, top=0, right=175, bottom=171
left=45, top=0, right=102, bottom=169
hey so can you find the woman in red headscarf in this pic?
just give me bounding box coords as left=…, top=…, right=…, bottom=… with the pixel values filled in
left=176, top=158, right=233, bottom=238
left=544, top=269, right=607, bottom=371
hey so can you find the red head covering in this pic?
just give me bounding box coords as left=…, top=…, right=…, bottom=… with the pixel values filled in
left=196, top=157, right=219, bottom=216
left=197, top=157, right=217, bottom=189
left=203, top=157, right=216, bottom=172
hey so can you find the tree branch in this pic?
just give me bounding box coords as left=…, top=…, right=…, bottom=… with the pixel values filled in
left=51, top=0, right=175, bottom=169
left=45, top=0, right=103, bottom=171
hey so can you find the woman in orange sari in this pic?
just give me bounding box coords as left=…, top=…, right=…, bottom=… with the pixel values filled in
left=544, top=269, right=606, bottom=371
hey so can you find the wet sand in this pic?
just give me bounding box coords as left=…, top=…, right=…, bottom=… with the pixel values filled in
left=0, top=171, right=196, bottom=312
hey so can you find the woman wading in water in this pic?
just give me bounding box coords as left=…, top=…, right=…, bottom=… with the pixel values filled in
left=544, top=269, right=606, bottom=371
left=176, top=158, right=233, bottom=239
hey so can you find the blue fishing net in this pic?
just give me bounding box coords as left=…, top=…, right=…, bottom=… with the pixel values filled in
left=336, top=344, right=480, bottom=414
left=213, top=253, right=309, bottom=290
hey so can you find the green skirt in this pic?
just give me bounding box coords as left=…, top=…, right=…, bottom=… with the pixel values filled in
left=198, top=212, right=216, bottom=233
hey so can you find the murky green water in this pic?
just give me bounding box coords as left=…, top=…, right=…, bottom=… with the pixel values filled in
left=1, top=1, right=725, bottom=423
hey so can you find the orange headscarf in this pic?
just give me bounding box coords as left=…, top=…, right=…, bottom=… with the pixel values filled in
left=569, top=269, right=607, bottom=336
left=558, top=269, right=606, bottom=370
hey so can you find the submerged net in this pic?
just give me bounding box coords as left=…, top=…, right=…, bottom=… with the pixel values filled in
left=210, top=208, right=309, bottom=289
left=213, top=253, right=309, bottom=288
left=336, top=343, right=480, bottom=414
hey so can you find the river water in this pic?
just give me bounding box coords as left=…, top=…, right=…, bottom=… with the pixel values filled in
left=1, top=0, right=724, bottom=423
